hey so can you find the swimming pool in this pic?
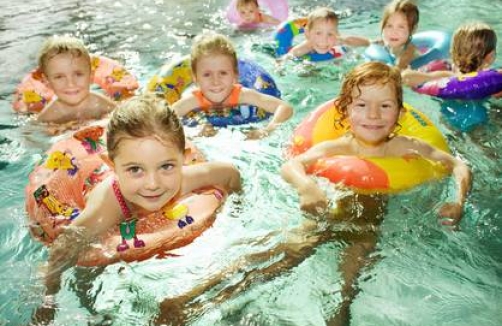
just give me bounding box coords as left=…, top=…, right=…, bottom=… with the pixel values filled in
left=1, top=0, right=502, bottom=325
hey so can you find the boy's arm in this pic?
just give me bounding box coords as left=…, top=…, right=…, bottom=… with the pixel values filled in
left=261, top=13, right=281, bottom=25
left=240, top=88, right=293, bottom=137
left=340, top=35, right=371, bottom=47
left=286, top=41, right=312, bottom=58
left=172, top=96, right=198, bottom=117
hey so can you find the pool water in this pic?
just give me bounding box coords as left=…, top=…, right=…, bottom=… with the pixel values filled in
left=1, top=0, right=502, bottom=325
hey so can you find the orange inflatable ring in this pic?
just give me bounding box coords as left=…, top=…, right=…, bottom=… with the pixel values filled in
left=12, top=55, right=139, bottom=113
left=289, top=101, right=451, bottom=194
left=25, top=125, right=226, bottom=267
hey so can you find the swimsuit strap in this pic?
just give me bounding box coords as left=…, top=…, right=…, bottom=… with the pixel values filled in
left=112, top=179, right=132, bottom=220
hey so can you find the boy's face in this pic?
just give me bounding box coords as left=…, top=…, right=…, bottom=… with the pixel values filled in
left=112, top=136, right=185, bottom=214
left=193, top=54, right=238, bottom=105
left=305, top=19, right=339, bottom=54
left=237, top=3, right=260, bottom=24
left=43, top=53, right=92, bottom=107
left=382, top=12, right=411, bottom=48
left=347, top=82, right=400, bottom=147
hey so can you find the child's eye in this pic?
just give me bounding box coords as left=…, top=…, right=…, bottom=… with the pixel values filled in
left=127, top=166, right=143, bottom=175
left=161, top=163, right=175, bottom=171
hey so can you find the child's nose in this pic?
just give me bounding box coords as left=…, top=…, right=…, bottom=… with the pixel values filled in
left=144, top=173, right=160, bottom=190
left=367, top=105, right=381, bottom=118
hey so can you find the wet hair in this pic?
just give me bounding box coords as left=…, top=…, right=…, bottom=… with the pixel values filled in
left=190, top=32, right=239, bottom=76
left=451, top=22, right=497, bottom=74
left=335, top=61, right=403, bottom=124
left=106, top=93, right=185, bottom=160
left=306, top=7, right=339, bottom=31
left=38, top=35, right=91, bottom=75
left=236, top=0, right=259, bottom=9
left=381, top=0, right=419, bottom=35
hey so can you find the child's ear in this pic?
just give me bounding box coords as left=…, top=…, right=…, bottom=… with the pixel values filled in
left=483, top=50, right=496, bottom=67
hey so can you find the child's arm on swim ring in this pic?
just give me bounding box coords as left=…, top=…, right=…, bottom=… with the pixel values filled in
left=401, top=68, right=454, bottom=88
left=286, top=40, right=312, bottom=59
left=261, top=12, right=281, bottom=25
left=240, top=88, right=293, bottom=139
left=172, top=95, right=199, bottom=118
left=340, top=35, right=371, bottom=47
left=181, top=162, right=242, bottom=195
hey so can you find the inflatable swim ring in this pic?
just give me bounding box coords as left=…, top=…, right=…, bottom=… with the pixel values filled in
left=289, top=101, right=450, bottom=194
left=146, top=56, right=281, bottom=127
left=12, top=55, right=139, bottom=113
left=273, top=18, right=348, bottom=62
left=25, top=125, right=226, bottom=267
left=226, top=0, right=288, bottom=29
left=414, top=69, right=502, bottom=100
left=364, top=30, right=451, bottom=70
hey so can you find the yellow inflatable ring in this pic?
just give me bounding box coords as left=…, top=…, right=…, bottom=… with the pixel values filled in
left=12, top=55, right=139, bottom=113
left=25, top=125, right=225, bottom=267
left=289, top=100, right=450, bottom=194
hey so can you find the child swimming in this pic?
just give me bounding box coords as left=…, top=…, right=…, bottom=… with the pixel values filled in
left=281, top=7, right=369, bottom=61
left=235, top=0, right=281, bottom=26
left=33, top=94, right=242, bottom=324
left=36, top=36, right=116, bottom=127
left=172, top=31, right=293, bottom=139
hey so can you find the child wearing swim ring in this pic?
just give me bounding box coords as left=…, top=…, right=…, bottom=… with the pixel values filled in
left=402, top=22, right=498, bottom=87
left=282, top=7, right=369, bottom=61
left=235, top=0, right=280, bottom=26
left=173, top=31, right=293, bottom=139
left=36, top=36, right=116, bottom=127
left=38, top=94, right=241, bottom=313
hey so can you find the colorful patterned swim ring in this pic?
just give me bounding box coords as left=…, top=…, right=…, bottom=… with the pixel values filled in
left=273, top=18, right=348, bottom=62
left=146, top=56, right=281, bottom=127
left=12, top=55, right=139, bottom=114
left=414, top=69, right=502, bottom=100
left=25, top=125, right=226, bottom=267
left=364, top=30, right=451, bottom=69
left=226, top=0, right=288, bottom=29
left=289, top=101, right=450, bottom=194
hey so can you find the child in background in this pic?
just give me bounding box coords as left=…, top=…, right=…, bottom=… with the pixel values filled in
left=402, top=21, right=498, bottom=87
left=172, top=32, right=293, bottom=139
left=236, top=0, right=280, bottom=26
left=282, top=7, right=369, bottom=60
left=372, top=0, right=420, bottom=69
left=36, top=94, right=241, bottom=321
left=36, top=36, right=116, bottom=126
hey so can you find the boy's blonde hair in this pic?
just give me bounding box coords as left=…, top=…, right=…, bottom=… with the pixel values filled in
left=306, top=7, right=339, bottom=31
left=451, top=22, right=497, bottom=74
left=190, top=32, right=239, bottom=75
left=236, top=0, right=259, bottom=9
left=38, top=35, right=91, bottom=74
left=381, top=0, right=419, bottom=35
left=107, top=94, right=185, bottom=160
left=336, top=61, right=403, bottom=122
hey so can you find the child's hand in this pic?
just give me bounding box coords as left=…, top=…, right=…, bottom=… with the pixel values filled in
left=437, top=202, right=463, bottom=228
left=199, top=124, right=217, bottom=137
left=245, top=128, right=269, bottom=140
left=299, top=185, right=329, bottom=215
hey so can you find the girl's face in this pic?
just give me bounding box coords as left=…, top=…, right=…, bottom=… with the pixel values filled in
left=43, top=53, right=92, bottom=107
left=305, top=19, right=339, bottom=54
left=112, top=136, right=185, bottom=214
left=237, top=3, right=260, bottom=24
left=382, top=12, right=411, bottom=49
left=194, top=54, right=237, bottom=104
left=347, top=82, right=400, bottom=147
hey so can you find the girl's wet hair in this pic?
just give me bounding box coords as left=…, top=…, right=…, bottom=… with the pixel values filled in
left=306, top=7, right=339, bottom=30
left=107, top=93, right=185, bottom=160
left=381, top=0, right=419, bottom=35
left=335, top=61, right=403, bottom=125
left=190, top=32, right=239, bottom=75
left=451, top=22, right=497, bottom=74
left=38, top=35, right=91, bottom=74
